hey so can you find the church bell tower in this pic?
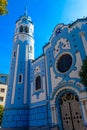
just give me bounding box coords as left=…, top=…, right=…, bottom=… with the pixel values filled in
left=2, top=10, right=34, bottom=128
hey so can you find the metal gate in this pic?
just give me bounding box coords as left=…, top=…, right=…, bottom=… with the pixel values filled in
left=60, top=93, right=84, bottom=130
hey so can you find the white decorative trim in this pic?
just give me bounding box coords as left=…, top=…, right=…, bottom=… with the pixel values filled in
left=11, top=44, right=19, bottom=104
left=34, top=65, right=41, bottom=75
left=69, top=51, right=82, bottom=78
left=53, top=24, right=64, bottom=33
left=18, top=34, right=29, bottom=42
left=80, top=101, right=87, bottom=123
left=14, top=34, right=34, bottom=43
left=32, top=55, right=44, bottom=65
left=45, top=56, right=49, bottom=96
left=49, top=24, right=68, bottom=43
left=68, top=80, right=75, bottom=84
left=31, top=77, right=46, bottom=103
left=44, top=43, right=51, bottom=54
left=50, top=86, right=80, bottom=105
left=16, top=16, right=32, bottom=25
left=50, top=104, right=58, bottom=125
left=14, top=37, right=17, bottom=43
left=42, top=76, right=46, bottom=95
left=76, top=82, right=84, bottom=89
left=53, top=38, right=71, bottom=58
left=24, top=44, right=28, bottom=104
left=80, top=32, right=87, bottom=56
left=68, top=22, right=86, bottom=33
left=50, top=67, right=62, bottom=91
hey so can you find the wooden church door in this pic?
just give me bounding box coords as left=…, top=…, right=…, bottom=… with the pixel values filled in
left=60, top=93, right=84, bottom=130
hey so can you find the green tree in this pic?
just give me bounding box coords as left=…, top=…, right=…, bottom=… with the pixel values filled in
left=0, top=0, right=8, bottom=15
left=0, top=105, right=4, bottom=126
left=79, top=56, right=87, bottom=86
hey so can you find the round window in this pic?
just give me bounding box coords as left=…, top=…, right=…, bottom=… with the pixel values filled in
left=56, top=53, right=72, bottom=73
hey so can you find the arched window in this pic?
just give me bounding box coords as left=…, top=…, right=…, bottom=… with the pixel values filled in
left=18, top=74, right=23, bottom=83
left=25, top=26, right=29, bottom=33
left=19, top=25, right=23, bottom=33
left=35, top=76, right=41, bottom=90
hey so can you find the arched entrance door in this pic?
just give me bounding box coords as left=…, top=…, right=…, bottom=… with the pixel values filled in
left=60, top=92, right=84, bottom=130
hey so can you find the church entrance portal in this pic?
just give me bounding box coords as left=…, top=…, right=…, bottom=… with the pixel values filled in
left=59, top=92, right=84, bottom=130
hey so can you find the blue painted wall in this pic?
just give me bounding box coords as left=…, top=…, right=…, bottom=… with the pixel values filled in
left=2, top=14, right=87, bottom=129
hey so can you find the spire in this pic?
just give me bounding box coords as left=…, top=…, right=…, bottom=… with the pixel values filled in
left=25, top=0, right=28, bottom=16
left=23, top=0, right=31, bottom=21
left=25, top=5, right=28, bottom=16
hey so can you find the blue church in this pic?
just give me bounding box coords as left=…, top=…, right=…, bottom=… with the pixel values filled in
left=2, top=10, right=87, bottom=130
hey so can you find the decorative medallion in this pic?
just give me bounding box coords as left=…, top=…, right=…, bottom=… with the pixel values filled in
left=18, top=34, right=29, bottom=42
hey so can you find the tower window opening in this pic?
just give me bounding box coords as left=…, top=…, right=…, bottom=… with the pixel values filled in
left=25, top=26, right=29, bottom=33
left=35, top=76, right=41, bottom=90
left=18, top=74, right=23, bottom=83
left=20, top=25, right=23, bottom=33
left=13, top=51, right=16, bottom=57
left=30, top=46, right=32, bottom=53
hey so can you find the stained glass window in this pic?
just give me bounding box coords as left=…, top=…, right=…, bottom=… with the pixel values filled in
left=56, top=54, right=72, bottom=73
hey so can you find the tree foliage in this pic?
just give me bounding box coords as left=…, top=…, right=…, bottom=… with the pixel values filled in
left=79, top=57, right=87, bottom=86
left=0, top=105, right=4, bottom=126
left=0, top=0, right=8, bottom=15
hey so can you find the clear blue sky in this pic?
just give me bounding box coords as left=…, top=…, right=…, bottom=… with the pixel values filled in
left=0, top=0, right=87, bottom=74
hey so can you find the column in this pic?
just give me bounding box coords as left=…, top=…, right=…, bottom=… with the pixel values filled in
left=24, top=44, right=28, bottom=104
left=11, top=44, right=19, bottom=104
left=51, top=104, right=58, bottom=125
left=81, top=100, right=87, bottom=124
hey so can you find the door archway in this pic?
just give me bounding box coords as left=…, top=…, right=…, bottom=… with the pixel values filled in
left=57, top=91, right=84, bottom=130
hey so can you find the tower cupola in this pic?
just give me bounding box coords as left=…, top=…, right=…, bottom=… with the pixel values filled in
left=15, top=15, right=34, bottom=37
left=14, top=11, right=34, bottom=60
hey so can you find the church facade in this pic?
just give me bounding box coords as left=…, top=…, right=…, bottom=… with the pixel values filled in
left=2, top=12, right=87, bottom=130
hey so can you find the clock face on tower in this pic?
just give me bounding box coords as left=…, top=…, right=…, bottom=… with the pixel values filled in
left=56, top=53, right=72, bottom=73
